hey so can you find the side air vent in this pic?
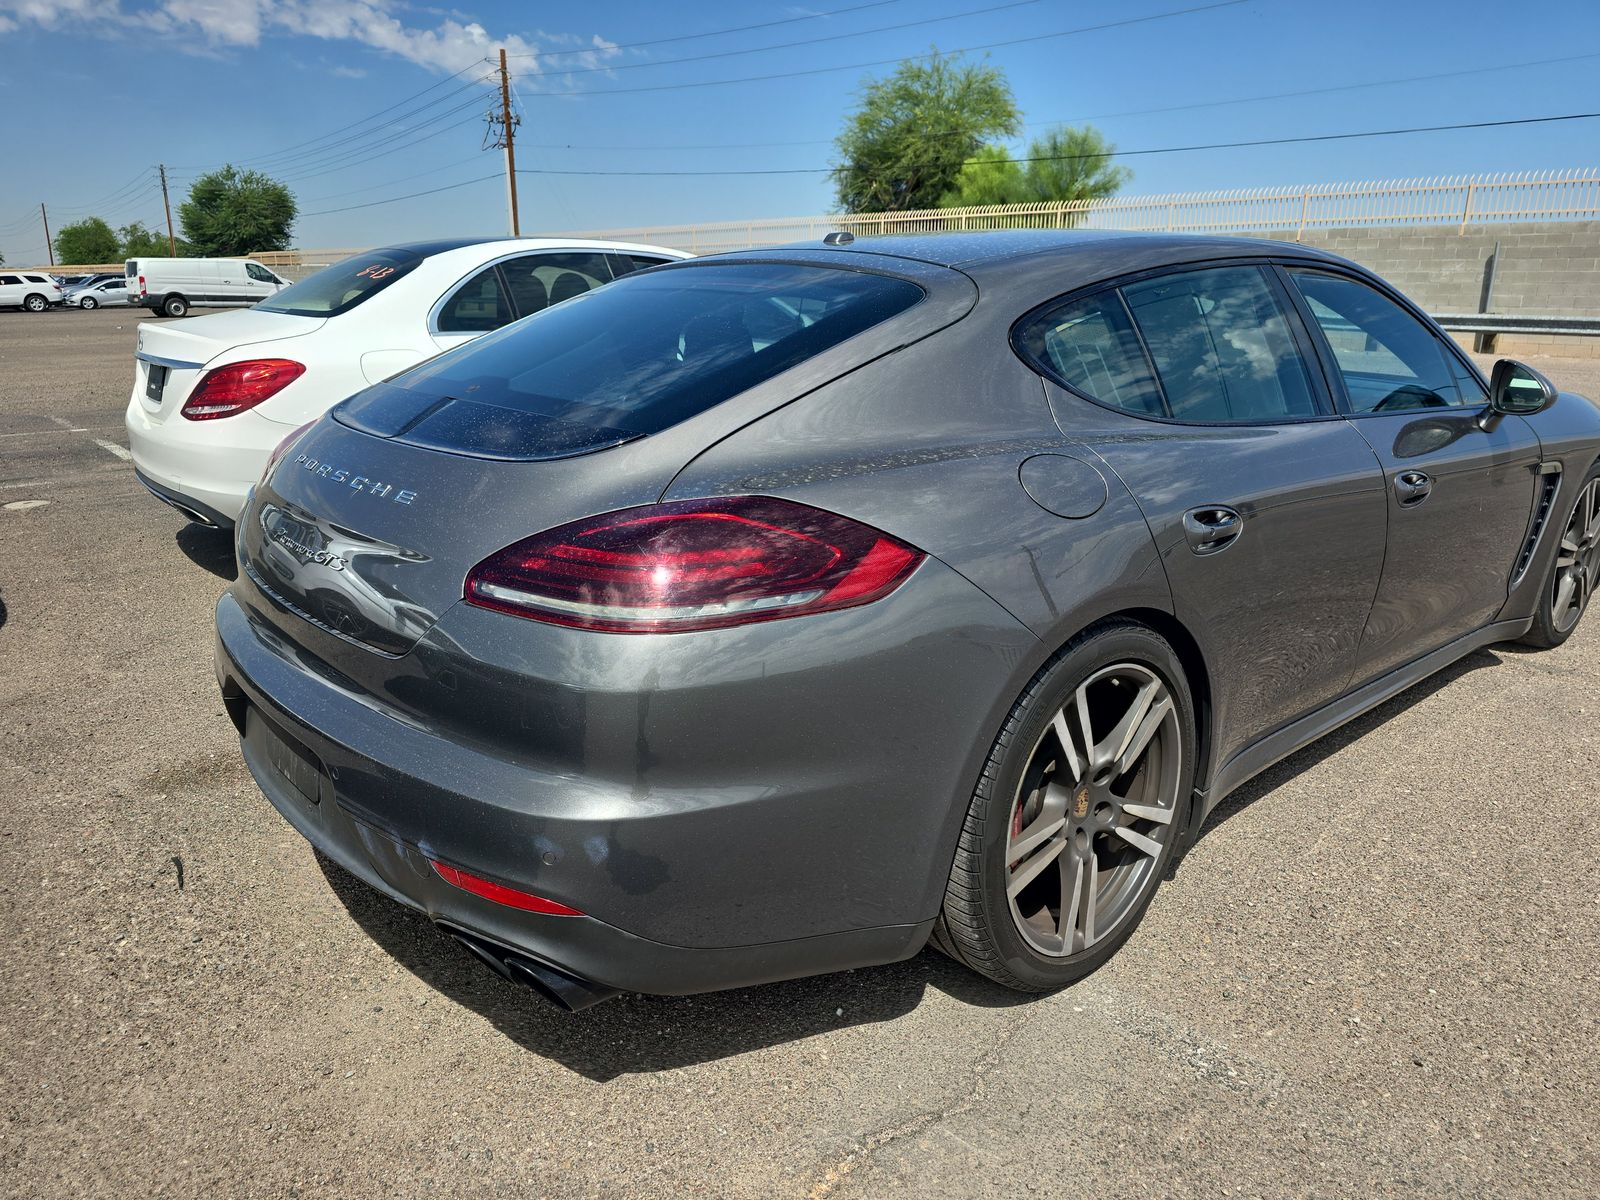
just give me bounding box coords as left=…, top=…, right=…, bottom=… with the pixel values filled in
left=1511, top=469, right=1562, bottom=587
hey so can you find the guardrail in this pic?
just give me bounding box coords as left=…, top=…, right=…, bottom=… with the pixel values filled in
left=1431, top=313, right=1600, bottom=337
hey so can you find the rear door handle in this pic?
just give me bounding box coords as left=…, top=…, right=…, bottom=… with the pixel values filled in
left=1183, top=506, right=1243, bottom=555
left=1394, top=470, right=1433, bottom=507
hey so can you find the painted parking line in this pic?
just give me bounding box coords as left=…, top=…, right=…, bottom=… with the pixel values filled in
left=0, top=425, right=120, bottom=440
left=93, top=439, right=133, bottom=462
left=1, top=479, right=56, bottom=489
left=47, top=416, right=87, bottom=432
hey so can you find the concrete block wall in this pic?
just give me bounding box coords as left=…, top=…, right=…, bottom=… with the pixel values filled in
left=1246, top=221, right=1600, bottom=358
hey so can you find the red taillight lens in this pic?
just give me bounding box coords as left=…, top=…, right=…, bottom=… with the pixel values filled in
left=260, top=419, right=315, bottom=484
left=464, top=496, right=924, bottom=633
left=181, top=358, right=305, bottom=420
left=428, top=859, right=584, bottom=916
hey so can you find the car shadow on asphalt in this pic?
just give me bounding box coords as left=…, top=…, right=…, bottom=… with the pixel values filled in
left=1195, top=643, right=1504, bottom=840
left=175, top=523, right=238, bottom=580
left=312, top=641, right=1510, bottom=1080
left=316, top=854, right=1031, bottom=1081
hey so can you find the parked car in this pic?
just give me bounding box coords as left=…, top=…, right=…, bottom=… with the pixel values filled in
left=126, top=237, right=688, bottom=527
left=0, top=271, right=64, bottom=311
left=66, top=277, right=131, bottom=309
left=213, top=230, right=1600, bottom=1009
left=125, top=256, right=291, bottom=317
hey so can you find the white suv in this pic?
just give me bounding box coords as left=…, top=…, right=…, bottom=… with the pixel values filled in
left=0, top=271, right=64, bottom=312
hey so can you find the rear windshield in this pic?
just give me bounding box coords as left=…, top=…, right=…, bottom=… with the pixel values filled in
left=258, top=250, right=422, bottom=317
left=335, top=262, right=925, bottom=459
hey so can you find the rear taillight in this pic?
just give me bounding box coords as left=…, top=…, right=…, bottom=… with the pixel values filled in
left=464, top=496, right=924, bottom=633
left=261, top=420, right=316, bottom=483
left=137, top=274, right=145, bottom=296
left=428, top=859, right=584, bottom=916
left=181, top=359, right=305, bottom=420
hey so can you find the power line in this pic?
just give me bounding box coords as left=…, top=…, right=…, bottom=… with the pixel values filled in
left=49, top=169, right=157, bottom=215
left=506, top=111, right=1600, bottom=177
left=172, top=73, right=496, bottom=182
left=524, top=1, right=1252, bottom=97
left=214, top=61, right=489, bottom=168
left=266, top=88, right=497, bottom=181
left=300, top=173, right=501, bottom=217
left=515, top=0, right=909, bottom=59
left=298, top=153, right=489, bottom=203
left=511, top=0, right=1046, bottom=78
left=274, top=110, right=493, bottom=185
left=508, top=48, right=1600, bottom=154
left=1064, top=50, right=1600, bottom=124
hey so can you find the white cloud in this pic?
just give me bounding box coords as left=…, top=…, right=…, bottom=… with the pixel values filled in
left=0, top=0, right=621, bottom=77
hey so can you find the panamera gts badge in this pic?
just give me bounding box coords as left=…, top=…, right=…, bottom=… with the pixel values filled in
left=293, top=454, right=418, bottom=505
left=267, top=526, right=346, bottom=572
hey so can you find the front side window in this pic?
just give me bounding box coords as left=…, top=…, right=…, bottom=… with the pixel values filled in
left=1122, top=267, right=1318, bottom=422
left=499, top=251, right=614, bottom=318
left=339, top=262, right=926, bottom=459
left=246, top=263, right=277, bottom=283
left=1287, top=270, right=1468, bottom=413
left=0, top=275, right=20, bottom=286
left=259, top=250, right=421, bottom=318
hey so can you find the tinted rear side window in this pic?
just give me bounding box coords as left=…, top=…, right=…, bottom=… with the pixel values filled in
left=436, top=265, right=513, bottom=332
left=1014, top=292, right=1165, bottom=417
left=258, top=250, right=421, bottom=317
left=337, top=263, right=925, bottom=460
left=1123, top=267, right=1317, bottom=422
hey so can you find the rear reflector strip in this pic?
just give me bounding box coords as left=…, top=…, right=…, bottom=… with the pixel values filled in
left=428, top=859, right=584, bottom=916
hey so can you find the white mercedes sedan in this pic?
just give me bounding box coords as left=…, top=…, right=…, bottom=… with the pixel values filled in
left=126, top=237, right=689, bottom=527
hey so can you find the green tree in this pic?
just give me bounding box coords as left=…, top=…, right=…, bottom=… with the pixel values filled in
left=942, top=126, right=1130, bottom=209
left=55, top=216, right=121, bottom=264
left=939, top=144, right=1023, bottom=207
left=179, top=165, right=297, bottom=256
left=832, top=50, right=1019, bottom=213
left=119, top=221, right=181, bottom=258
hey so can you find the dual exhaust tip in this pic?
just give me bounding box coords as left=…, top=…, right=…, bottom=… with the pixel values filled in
left=444, top=926, right=620, bottom=1012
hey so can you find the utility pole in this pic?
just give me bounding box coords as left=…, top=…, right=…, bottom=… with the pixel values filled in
left=496, top=48, right=521, bottom=237
left=159, top=164, right=176, bottom=256
left=40, top=203, right=53, bottom=266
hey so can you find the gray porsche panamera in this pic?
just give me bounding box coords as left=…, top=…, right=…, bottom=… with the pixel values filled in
left=217, top=230, right=1600, bottom=1009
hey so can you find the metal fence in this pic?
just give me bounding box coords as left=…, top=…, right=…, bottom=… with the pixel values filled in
left=547, top=168, right=1600, bottom=254
left=221, top=168, right=1600, bottom=272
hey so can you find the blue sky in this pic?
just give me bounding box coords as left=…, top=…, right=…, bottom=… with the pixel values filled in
left=1, top=0, right=1597, bottom=265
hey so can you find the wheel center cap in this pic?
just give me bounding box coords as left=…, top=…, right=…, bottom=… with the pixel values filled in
left=1071, top=784, right=1091, bottom=820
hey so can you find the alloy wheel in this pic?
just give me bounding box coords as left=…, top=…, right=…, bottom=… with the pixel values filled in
left=1004, top=663, right=1182, bottom=957
left=1554, top=477, right=1600, bottom=633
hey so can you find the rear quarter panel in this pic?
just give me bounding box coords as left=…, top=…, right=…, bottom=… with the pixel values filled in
left=665, top=288, right=1173, bottom=927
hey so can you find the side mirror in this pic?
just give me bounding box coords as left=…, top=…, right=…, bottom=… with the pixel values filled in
left=1489, top=358, right=1558, bottom=417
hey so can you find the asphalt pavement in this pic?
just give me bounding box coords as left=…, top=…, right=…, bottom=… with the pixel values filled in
left=2, top=307, right=1597, bottom=1198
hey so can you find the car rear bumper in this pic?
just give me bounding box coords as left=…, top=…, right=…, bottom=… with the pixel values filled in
left=217, top=610, right=936, bottom=995
left=126, top=396, right=290, bottom=522
left=215, top=545, right=1038, bottom=995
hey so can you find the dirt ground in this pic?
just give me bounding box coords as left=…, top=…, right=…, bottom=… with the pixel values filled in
left=2, top=307, right=1598, bottom=1198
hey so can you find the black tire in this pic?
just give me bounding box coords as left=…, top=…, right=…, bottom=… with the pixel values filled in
left=161, top=294, right=189, bottom=318
left=23, top=293, right=48, bottom=313
left=79, top=296, right=98, bottom=310
left=1520, top=461, right=1600, bottom=649
left=934, top=620, right=1197, bottom=992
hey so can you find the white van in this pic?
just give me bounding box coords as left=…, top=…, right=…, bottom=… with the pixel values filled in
left=125, top=257, right=289, bottom=317
left=0, top=271, right=65, bottom=312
